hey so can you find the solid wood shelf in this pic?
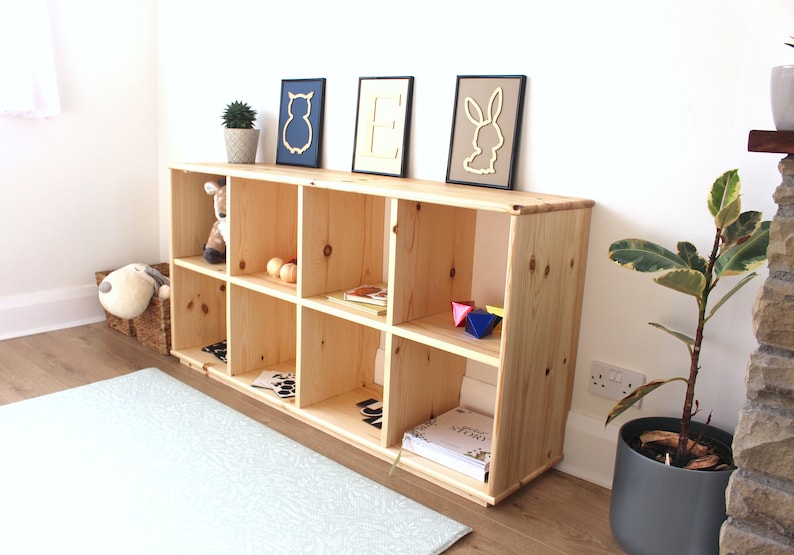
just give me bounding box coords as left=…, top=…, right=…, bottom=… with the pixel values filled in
left=167, top=162, right=593, bottom=506
left=748, top=130, right=794, bottom=154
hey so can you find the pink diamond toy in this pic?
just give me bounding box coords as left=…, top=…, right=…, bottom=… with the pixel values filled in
left=451, top=301, right=475, bottom=327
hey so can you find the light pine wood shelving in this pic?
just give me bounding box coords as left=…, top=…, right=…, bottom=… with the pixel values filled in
left=168, top=162, right=593, bottom=506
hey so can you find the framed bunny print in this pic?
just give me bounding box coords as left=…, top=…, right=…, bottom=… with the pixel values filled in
left=446, top=75, right=526, bottom=189
left=276, top=78, right=326, bottom=168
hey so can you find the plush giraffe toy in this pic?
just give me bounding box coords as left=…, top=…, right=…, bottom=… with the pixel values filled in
left=203, top=177, right=227, bottom=263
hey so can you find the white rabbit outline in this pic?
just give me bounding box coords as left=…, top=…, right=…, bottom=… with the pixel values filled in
left=462, top=86, right=505, bottom=175
left=282, top=90, right=315, bottom=154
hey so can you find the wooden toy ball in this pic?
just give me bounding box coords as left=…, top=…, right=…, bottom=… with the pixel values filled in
left=279, top=262, right=298, bottom=283
left=266, top=257, right=284, bottom=277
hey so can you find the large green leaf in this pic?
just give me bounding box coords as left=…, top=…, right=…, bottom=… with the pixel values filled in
left=608, top=239, right=687, bottom=273
left=706, top=272, right=758, bottom=322
left=677, top=241, right=707, bottom=274
left=715, top=221, right=771, bottom=277
left=723, top=211, right=762, bottom=249
left=605, top=378, right=688, bottom=425
left=714, top=197, right=742, bottom=229
left=649, top=322, right=694, bottom=349
left=653, top=268, right=707, bottom=297
left=708, top=169, right=741, bottom=218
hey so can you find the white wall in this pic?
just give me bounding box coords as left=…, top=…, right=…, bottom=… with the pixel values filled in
left=4, top=0, right=791, bottom=488
left=157, top=0, right=794, bottom=486
left=0, top=0, right=159, bottom=339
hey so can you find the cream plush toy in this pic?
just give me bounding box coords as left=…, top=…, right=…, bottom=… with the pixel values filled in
left=97, top=263, right=170, bottom=319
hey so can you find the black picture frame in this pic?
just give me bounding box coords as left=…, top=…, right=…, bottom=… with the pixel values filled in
left=276, top=78, right=326, bottom=168
left=446, top=75, right=527, bottom=189
left=352, top=76, right=414, bottom=178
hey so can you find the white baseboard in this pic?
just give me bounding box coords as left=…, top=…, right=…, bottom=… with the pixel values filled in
left=0, top=285, right=106, bottom=340
left=555, top=410, right=621, bottom=489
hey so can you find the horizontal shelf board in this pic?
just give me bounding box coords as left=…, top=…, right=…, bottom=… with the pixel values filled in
left=229, top=273, right=297, bottom=302
left=173, top=256, right=228, bottom=279
left=171, top=346, right=227, bottom=374
left=209, top=366, right=297, bottom=411
left=298, top=386, right=384, bottom=447
left=170, top=162, right=316, bottom=187
left=169, top=162, right=594, bottom=215
left=300, top=295, right=389, bottom=329
left=392, top=447, right=493, bottom=504
left=747, top=129, right=794, bottom=153
left=393, top=312, right=502, bottom=367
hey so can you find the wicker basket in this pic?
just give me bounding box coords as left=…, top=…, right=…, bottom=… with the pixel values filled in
left=95, top=263, right=171, bottom=355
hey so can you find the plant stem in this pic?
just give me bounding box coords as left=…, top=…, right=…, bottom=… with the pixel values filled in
left=676, top=226, right=722, bottom=465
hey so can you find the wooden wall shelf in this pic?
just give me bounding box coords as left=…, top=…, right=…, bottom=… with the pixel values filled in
left=748, top=130, right=794, bottom=154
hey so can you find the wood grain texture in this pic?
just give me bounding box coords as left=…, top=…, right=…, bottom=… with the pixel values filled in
left=170, top=162, right=595, bottom=215
left=747, top=129, right=794, bottom=153
left=168, top=163, right=594, bottom=506
left=0, top=324, right=623, bottom=554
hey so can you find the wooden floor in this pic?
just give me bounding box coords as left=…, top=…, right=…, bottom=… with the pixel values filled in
left=0, top=323, right=624, bottom=554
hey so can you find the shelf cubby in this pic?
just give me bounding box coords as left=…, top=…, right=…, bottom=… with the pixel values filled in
left=228, top=284, right=296, bottom=377
left=169, top=264, right=227, bottom=374
left=389, top=200, right=476, bottom=325
left=229, top=177, right=298, bottom=290
left=299, top=187, right=386, bottom=299
left=170, top=170, right=223, bottom=261
left=382, top=335, right=469, bottom=448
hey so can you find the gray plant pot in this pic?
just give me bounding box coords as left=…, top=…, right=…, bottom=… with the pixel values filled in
left=610, top=416, right=733, bottom=555
left=224, top=128, right=260, bottom=164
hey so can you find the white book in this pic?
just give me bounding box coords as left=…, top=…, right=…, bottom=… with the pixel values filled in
left=402, top=407, right=492, bottom=482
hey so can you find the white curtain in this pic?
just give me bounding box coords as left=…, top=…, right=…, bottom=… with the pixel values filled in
left=0, top=0, right=60, bottom=118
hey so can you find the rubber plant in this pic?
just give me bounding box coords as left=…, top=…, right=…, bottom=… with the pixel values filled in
left=606, top=169, right=770, bottom=468
left=221, top=100, right=257, bottom=129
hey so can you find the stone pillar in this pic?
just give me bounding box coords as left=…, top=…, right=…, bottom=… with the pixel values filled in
left=720, top=157, right=794, bottom=554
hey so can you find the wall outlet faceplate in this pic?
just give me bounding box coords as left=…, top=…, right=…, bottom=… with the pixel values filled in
left=588, top=360, right=646, bottom=403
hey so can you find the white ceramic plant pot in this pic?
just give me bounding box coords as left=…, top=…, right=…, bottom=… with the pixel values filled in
left=224, top=128, right=260, bottom=164
left=771, top=65, right=794, bottom=131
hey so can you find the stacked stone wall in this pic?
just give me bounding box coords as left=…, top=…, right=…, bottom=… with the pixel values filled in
left=720, top=158, right=794, bottom=554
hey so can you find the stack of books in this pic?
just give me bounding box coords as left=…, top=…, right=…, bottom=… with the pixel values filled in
left=326, top=284, right=388, bottom=315
left=401, top=406, right=493, bottom=482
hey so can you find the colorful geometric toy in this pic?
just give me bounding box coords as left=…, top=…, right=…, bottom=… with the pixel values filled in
left=465, top=309, right=502, bottom=339
left=451, top=301, right=475, bottom=327
left=486, top=305, right=504, bottom=329
left=485, top=305, right=504, bottom=318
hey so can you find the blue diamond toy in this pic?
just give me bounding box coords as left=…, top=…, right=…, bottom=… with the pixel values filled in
left=465, top=309, right=501, bottom=339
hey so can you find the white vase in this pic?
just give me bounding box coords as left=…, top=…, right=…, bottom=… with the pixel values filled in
left=771, top=65, right=794, bottom=131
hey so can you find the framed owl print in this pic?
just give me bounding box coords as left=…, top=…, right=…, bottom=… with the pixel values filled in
left=276, top=78, right=326, bottom=168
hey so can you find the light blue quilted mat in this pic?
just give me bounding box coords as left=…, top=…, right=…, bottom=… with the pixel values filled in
left=0, top=368, right=470, bottom=554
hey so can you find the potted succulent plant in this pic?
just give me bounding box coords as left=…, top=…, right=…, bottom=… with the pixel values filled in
left=606, top=169, right=770, bottom=555
left=221, top=100, right=259, bottom=163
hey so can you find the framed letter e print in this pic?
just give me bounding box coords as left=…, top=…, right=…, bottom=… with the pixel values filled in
left=446, top=75, right=526, bottom=189
left=352, top=76, right=414, bottom=177
left=276, top=78, right=326, bottom=168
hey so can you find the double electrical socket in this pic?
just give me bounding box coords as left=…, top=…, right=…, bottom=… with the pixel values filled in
left=588, top=360, right=646, bottom=403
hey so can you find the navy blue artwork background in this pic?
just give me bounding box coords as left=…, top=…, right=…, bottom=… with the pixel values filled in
left=276, top=78, right=326, bottom=167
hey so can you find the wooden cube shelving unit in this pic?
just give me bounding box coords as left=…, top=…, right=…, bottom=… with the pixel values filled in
left=168, top=162, right=593, bottom=506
